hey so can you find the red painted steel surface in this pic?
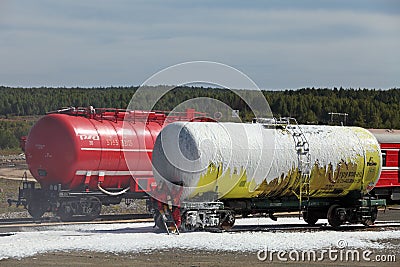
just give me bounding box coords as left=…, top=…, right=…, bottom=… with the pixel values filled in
left=25, top=108, right=205, bottom=192
left=369, top=129, right=400, bottom=190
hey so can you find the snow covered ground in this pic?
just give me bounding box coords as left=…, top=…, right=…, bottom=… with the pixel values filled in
left=1, top=217, right=400, bottom=260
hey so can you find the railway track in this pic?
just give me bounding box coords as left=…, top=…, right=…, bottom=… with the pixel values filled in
left=1, top=214, right=399, bottom=234
left=0, top=213, right=153, bottom=229
left=227, top=221, right=400, bottom=233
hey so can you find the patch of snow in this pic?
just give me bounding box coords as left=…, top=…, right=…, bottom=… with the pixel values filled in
left=0, top=217, right=399, bottom=260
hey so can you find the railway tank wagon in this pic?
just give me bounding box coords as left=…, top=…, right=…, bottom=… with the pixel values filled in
left=10, top=107, right=206, bottom=221
left=369, top=129, right=400, bottom=201
left=152, top=119, right=386, bottom=230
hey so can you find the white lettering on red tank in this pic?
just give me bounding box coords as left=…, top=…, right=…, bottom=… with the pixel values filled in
left=79, top=135, right=100, bottom=141
left=106, top=139, right=119, bottom=146
left=121, top=139, right=133, bottom=147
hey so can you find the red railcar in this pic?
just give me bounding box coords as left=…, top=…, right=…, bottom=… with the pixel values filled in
left=10, top=107, right=208, bottom=220
left=369, top=129, right=400, bottom=201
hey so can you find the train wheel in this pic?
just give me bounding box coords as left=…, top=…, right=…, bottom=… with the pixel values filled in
left=57, top=197, right=102, bottom=222
left=180, top=214, right=191, bottom=232
left=27, top=199, right=46, bottom=220
left=327, top=204, right=344, bottom=228
left=82, top=197, right=101, bottom=221
left=302, top=210, right=318, bottom=225
left=57, top=202, right=74, bottom=222
left=361, top=207, right=378, bottom=227
left=220, top=211, right=235, bottom=230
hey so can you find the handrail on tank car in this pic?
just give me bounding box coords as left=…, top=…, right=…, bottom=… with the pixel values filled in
left=252, top=117, right=298, bottom=126
left=46, top=106, right=209, bottom=124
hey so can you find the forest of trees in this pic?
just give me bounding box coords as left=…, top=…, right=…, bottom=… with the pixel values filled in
left=0, top=86, right=399, bottom=150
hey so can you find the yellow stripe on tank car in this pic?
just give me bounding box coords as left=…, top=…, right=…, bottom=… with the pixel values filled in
left=190, top=158, right=378, bottom=200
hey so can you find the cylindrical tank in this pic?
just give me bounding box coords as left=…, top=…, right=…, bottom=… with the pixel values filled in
left=152, top=122, right=382, bottom=200
left=25, top=112, right=160, bottom=190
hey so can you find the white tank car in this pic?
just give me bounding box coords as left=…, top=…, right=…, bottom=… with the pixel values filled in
left=152, top=121, right=382, bottom=201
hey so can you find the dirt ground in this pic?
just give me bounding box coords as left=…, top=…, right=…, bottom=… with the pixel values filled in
left=0, top=159, right=34, bottom=181
left=1, top=247, right=399, bottom=267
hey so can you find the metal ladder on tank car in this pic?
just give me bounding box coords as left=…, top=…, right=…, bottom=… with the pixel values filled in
left=154, top=203, right=180, bottom=235
left=284, top=118, right=312, bottom=218
left=160, top=212, right=180, bottom=235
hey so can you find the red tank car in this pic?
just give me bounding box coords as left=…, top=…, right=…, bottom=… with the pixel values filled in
left=26, top=109, right=160, bottom=192
left=10, top=107, right=207, bottom=221
left=369, top=129, right=400, bottom=201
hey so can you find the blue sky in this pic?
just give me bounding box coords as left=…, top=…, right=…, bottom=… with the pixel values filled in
left=0, top=0, right=399, bottom=89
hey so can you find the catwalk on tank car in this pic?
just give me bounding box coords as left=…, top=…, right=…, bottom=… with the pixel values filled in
left=8, top=107, right=208, bottom=221
left=151, top=118, right=386, bottom=231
